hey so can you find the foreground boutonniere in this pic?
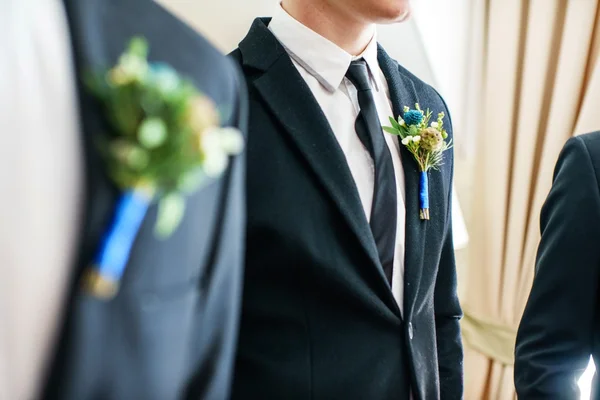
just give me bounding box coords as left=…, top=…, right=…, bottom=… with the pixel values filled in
left=81, top=37, right=244, bottom=299
left=383, top=103, right=452, bottom=220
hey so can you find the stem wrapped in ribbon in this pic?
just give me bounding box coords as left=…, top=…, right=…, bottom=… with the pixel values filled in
left=419, top=171, right=430, bottom=220
left=82, top=187, right=153, bottom=298
left=383, top=104, right=452, bottom=220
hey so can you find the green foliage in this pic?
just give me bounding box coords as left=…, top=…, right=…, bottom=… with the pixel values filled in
left=383, top=126, right=401, bottom=136
left=382, top=103, right=452, bottom=172
left=155, top=193, right=186, bottom=239
left=87, top=37, right=218, bottom=197
left=86, top=37, right=226, bottom=237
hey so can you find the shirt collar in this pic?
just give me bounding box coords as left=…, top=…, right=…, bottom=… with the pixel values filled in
left=269, top=4, right=382, bottom=93
left=359, top=34, right=383, bottom=92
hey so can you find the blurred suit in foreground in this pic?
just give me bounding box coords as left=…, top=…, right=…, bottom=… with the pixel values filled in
left=0, top=0, right=247, bottom=399
left=515, top=132, right=600, bottom=399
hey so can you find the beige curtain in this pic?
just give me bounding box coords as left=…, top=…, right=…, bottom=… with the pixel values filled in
left=462, top=0, right=600, bottom=398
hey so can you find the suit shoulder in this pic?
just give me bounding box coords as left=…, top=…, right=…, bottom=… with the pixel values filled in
left=566, top=132, right=600, bottom=182
left=229, top=48, right=243, bottom=65
left=145, top=1, right=243, bottom=120
left=394, top=62, right=452, bottom=127
left=228, top=48, right=255, bottom=82
left=564, top=132, right=600, bottom=162
left=67, top=0, right=238, bottom=87
left=396, top=63, right=433, bottom=94
left=576, top=131, right=600, bottom=156
left=66, top=0, right=242, bottom=127
left=554, top=134, right=600, bottom=190
left=148, top=1, right=240, bottom=85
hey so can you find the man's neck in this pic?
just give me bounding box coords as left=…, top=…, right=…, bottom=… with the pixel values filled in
left=281, top=0, right=375, bottom=56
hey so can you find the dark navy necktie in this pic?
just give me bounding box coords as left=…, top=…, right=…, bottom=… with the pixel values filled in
left=346, top=59, right=397, bottom=285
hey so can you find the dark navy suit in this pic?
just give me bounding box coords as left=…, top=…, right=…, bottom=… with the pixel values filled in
left=42, top=1, right=247, bottom=399
left=516, top=132, right=600, bottom=399
left=230, top=18, right=463, bottom=400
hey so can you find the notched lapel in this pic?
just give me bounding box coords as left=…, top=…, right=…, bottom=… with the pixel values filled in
left=255, top=54, right=394, bottom=292
left=254, top=57, right=378, bottom=260
left=240, top=19, right=400, bottom=316
left=378, top=47, right=428, bottom=318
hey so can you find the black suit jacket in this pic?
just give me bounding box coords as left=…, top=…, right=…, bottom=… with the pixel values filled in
left=42, top=1, right=247, bottom=399
left=515, top=132, right=600, bottom=399
left=230, top=18, right=463, bottom=400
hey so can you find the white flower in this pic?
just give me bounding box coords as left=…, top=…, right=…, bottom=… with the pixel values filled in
left=398, top=118, right=406, bottom=127
left=401, top=137, right=412, bottom=145
left=412, top=135, right=421, bottom=143
left=203, top=152, right=228, bottom=178
left=200, top=127, right=245, bottom=178
left=219, top=127, right=245, bottom=155
left=138, top=118, right=167, bottom=149
left=201, top=128, right=228, bottom=177
left=431, top=122, right=439, bottom=129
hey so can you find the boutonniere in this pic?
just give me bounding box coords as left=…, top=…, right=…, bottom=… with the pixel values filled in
left=81, top=37, right=244, bottom=299
left=383, top=103, right=452, bottom=220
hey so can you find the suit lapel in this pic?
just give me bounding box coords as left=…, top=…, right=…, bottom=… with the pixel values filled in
left=239, top=19, right=400, bottom=316
left=378, top=46, right=428, bottom=318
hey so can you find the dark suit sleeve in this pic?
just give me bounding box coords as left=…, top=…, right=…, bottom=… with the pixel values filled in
left=515, top=136, right=600, bottom=398
left=431, top=92, right=464, bottom=399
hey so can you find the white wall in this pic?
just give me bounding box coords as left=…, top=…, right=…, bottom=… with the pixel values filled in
left=411, top=0, right=472, bottom=143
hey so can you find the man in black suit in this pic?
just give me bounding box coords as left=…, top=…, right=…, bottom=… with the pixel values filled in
left=230, top=0, right=463, bottom=398
left=515, top=132, right=600, bottom=399
left=0, top=0, right=245, bottom=399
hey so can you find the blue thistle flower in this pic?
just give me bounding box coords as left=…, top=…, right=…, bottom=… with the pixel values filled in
left=403, top=109, right=424, bottom=126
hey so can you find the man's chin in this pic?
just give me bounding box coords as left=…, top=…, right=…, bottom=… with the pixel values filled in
left=375, top=7, right=411, bottom=24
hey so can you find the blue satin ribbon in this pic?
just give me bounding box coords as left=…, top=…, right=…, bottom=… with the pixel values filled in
left=419, top=171, right=429, bottom=210
left=92, top=189, right=151, bottom=283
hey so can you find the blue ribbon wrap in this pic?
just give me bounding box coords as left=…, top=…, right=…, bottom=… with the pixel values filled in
left=92, top=189, right=151, bottom=283
left=419, top=171, right=429, bottom=210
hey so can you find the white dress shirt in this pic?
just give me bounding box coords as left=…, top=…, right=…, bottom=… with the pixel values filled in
left=269, top=5, right=407, bottom=311
left=0, top=0, right=83, bottom=398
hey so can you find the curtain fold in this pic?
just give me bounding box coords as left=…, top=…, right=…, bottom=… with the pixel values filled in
left=463, top=0, right=600, bottom=398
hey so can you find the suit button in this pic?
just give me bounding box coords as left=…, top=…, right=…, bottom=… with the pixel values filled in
left=408, top=322, right=414, bottom=340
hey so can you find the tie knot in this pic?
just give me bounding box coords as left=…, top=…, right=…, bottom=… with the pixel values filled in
left=346, top=60, right=371, bottom=92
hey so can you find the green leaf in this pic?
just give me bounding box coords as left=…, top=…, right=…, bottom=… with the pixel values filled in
left=122, top=145, right=149, bottom=171
left=382, top=126, right=400, bottom=136
left=422, top=109, right=432, bottom=129
left=138, top=118, right=167, bottom=149
left=154, top=193, right=186, bottom=239
left=388, top=116, right=401, bottom=131
left=140, top=87, right=164, bottom=115
left=110, top=87, right=140, bottom=136
left=128, top=37, right=149, bottom=58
